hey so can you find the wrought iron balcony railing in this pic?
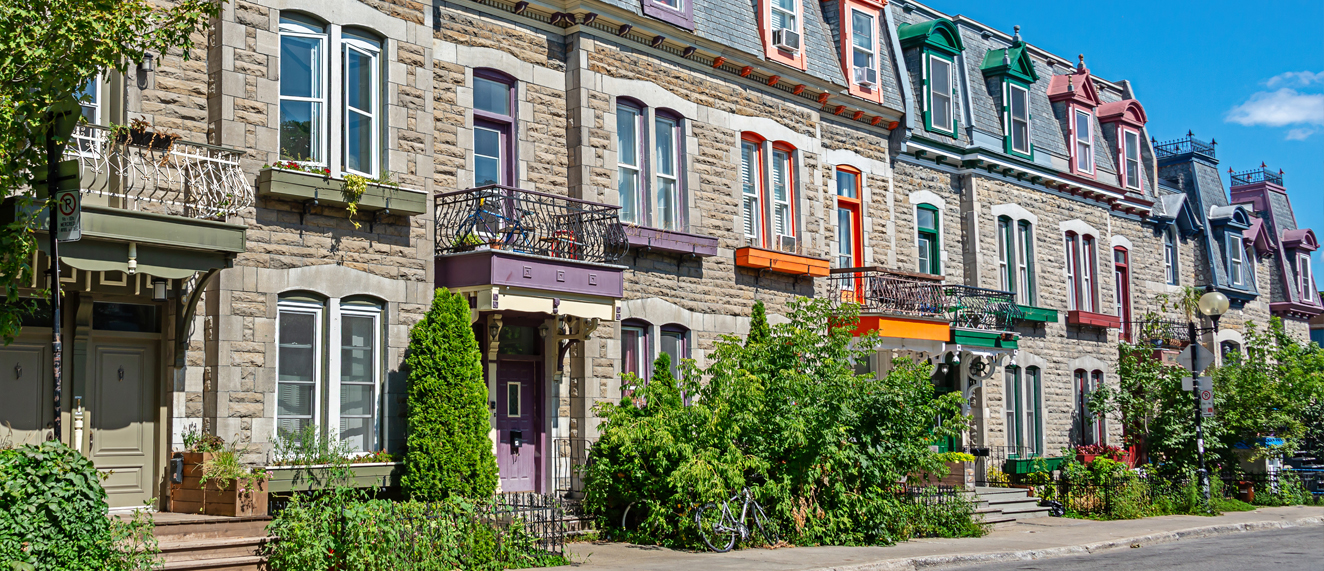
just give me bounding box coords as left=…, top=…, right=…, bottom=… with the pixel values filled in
left=1230, top=167, right=1283, bottom=187
left=65, top=124, right=251, bottom=219
left=434, top=185, right=628, bottom=264
left=944, top=285, right=1022, bottom=332
left=1123, top=318, right=1192, bottom=347
left=829, top=267, right=947, bottom=319
left=1153, top=134, right=1215, bottom=160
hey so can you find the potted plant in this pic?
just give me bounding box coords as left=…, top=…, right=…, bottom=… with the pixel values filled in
left=110, top=118, right=181, bottom=152
left=1074, top=443, right=1127, bottom=466
left=171, top=434, right=269, bottom=516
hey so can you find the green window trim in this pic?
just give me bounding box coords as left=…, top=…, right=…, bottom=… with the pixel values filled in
left=998, top=216, right=1014, bottom=294
left=923, top=52, right=959, bottom=137
left=1017, top=220, right=1036, bottom=305
left=1002, top=80, right=1034, bottom=160
left=917, top=203, right=941, bottom=275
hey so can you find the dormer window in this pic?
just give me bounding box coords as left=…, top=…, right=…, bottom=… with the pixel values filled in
left=1074, top=110, right=1093, bottom=174
left=1098, top=99, right=1150, bottom=191
left=772, top=0, right=798, bottom=37
left=760, top=0, right=804, bottom=69
left=899, top=18, right=964, bottom=138
left=1229, top=234, right=1245, bottom=286
left=1299, top=253, right=1314, bottom=302
left=1123, top=130, right=1141, bottom=189
left=1009, top=84, right=1030, bottom=155
left=980, top=31, right=1038, bottom=160
left=929, top=56, right=955, bottom=135
left=850, top=10, right=876, bottom=86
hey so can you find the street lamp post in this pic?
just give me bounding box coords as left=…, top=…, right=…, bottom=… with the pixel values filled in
left=1189, top=287, right=1229, bottom=505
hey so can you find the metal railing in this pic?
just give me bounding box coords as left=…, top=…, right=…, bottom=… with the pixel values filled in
left=346, top=493, right=566, bottom=566
left=1154, top=134, right=1216, bottom=160
left=828, top=268, right=947, bottom=318
left=64, top=124, right=251, bottom=219
left=944, top=285, right=1022, bottom=332
left=434, top=185, right=628, bottom=264
left=1230, top=167, right=1283, bottom=187
left=552, top=437, right=596, bottom=498
left=1122, top=318, right=1192, bottom=347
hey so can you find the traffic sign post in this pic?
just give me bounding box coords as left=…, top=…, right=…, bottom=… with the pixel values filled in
left=42, top=96, right=82, bottom=444
left=1187, top=320, right=1211, bottom=507
left=54, top=188, right=81, bottom=242
left=1177, top=343, right=1214, bottom=375
left=1199, top=378, right=1214, bottom=418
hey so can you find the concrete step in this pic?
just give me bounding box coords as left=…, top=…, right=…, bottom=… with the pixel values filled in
left=158, top=536, right=270, bottom=563
left=999, top=505, right=1052, bottom=519
left=161, top=555, right=263, bottom=571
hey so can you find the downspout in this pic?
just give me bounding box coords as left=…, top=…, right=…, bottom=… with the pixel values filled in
left=884, top=4, right=914, bottom=157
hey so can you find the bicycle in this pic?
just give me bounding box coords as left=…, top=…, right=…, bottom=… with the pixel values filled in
left=454, top=193, right=534, bottom=250
left=693, top=487, right=780, bottom=552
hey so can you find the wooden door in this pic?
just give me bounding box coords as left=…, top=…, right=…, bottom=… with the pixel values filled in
left=88, top=341, right=157, bottom=508
left=0, top=339, right=53, bottom=447
left=495, top=360, right=541, bottom=493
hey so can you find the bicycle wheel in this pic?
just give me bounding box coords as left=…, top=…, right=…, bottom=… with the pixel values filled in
left=751, top=502, right=781, bottom=546
left=694, top=502, right=736, bottom=553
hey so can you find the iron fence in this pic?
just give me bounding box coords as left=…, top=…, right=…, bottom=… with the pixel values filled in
left=552, top=437, right=597, bottom=498
left=1230, top=167, right=1283, bottom=187
left=972, top=445, right=1044, bottom=486
left=434, top=185, right=628, bottom=264
left=898, top=484, right=962, bottom=506
left=944, top=285, right=1022, bottom=332
left=59, top=124, right=252, bottom=219
left=828, top=267, right=947, bottom=318
left=1154, top=134, right=1216, bottom=160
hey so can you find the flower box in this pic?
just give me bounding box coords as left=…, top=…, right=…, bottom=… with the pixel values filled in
left=256, top=168, right=427, bottom=216
left=265, top=462, right=403, bottom=493
left=735, top=246, right=830, bottom=277
left=113, top=129, right=180, bottom=151
left=1002, top=456, right=1066, bottom=475
left=169, top=454, right=268, bottom=516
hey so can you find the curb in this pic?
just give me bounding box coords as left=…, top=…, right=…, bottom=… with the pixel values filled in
left=810, top=515, right=1324, bottom=571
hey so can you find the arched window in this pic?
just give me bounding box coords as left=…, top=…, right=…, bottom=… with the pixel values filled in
left=835, top=167, right=862, bottom=269
left=279, top=14, right=328, bottom=164
left=1065, top=232, right=1097, bottom=312
left=917, top=204, right=940, bottom=275
left=616, top=99, right=643, bottom=223
left=659, top=325, right=689, bottom=380
left=740, top=135, right=799, bottom=250
left=342, top=30, right=382, bottom=177
left=615, top=101, right=687, bottom=230
left=998, top=216, right=1013, bottom=292
left=473, top=69, right=516, bottom=187
left=338, top=297, right=384, bottom=452
left=620, top=319, right=650, bottom=383
left=1114, top=247, right=1132, bottom=340
left=1221, top=340, right=1242, bottom=363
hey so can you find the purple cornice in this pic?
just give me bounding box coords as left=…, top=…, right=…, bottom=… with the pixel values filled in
left=1272, top=301, right=1323, bottom=320
left=640, top=0, right=694, bottom=30
left=623, top=225, right=718, bottom=257
left=436, top=249, right=624, bottom=298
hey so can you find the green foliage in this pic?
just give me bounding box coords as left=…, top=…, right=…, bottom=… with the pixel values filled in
left=0, top=0, right=221, bottom=345
left=264, top=494, right=567, bottom=571
left=403, top=289, right=497, bottom=501
left=584, top=298, right=981, bottom=548
left=746, top=300, right=770, bottom=346
left=0, top=441, right=159, bottom=570
left=199, top=440, right=267, bottom=496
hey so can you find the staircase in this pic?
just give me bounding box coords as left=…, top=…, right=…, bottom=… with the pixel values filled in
left=152, top=514, right=272, bottom=571
left=972, top=486, right=1051, bottom=526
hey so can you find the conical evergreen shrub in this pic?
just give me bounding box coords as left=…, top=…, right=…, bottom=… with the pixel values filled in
left=402, top=289, right=498, bottom=500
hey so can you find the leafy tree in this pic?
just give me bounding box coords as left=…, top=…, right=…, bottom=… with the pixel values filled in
left=0, top=0, right=220, bottom=344
left=402, top=289, right=497, bottom=500
left=746, top=300, right=770, bottom=346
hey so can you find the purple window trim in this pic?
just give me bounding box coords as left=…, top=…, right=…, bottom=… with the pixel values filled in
left=655, top=108, right=687, bottom=231
left=473, top=68, right=518, bottom=188
left=617, top=98, right=648, bottom=227
left=640, top=0, right=694, bottom=30
left=621, top=319, right=651, bottom=385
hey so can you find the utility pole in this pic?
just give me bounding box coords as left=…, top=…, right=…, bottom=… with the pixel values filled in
left=46, top=109, right=63, bottom=443
left=1187, top=320, right=1208, bottom=505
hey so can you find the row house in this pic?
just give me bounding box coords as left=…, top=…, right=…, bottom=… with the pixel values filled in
left=1, top=0, right=1318, bottom=510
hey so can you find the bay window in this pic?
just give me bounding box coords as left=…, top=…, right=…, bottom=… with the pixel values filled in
left=927, top=55, right=955, bottom=135
left=473, top=71, right=515, bottom=187
left=616, top=102, right=643, bottom=224
left=836, top=168, right=862, bottom=269
left=279, top=16, right=327, bottom=164
left=1008, top=83, right=1030, bottom=156
left=1123, top=130, right=1141, bottom=190
left=1074, top=110, right=1093, bottom=174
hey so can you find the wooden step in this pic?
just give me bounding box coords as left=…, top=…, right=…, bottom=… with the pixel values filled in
left=161, top=555, right=263, bottom=571
left=158, top=536, right=270, bottom=563
left=153, top=515, right=272, bottom=542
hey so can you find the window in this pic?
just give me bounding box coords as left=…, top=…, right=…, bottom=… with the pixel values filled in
left=620, top=322, right=648, bottom=382
left=1076, top=369, right=1104, bottom=446
left=343, top=32, right=381, bottom=176
left=655, top=114, right=682, bottom=230
left=1221, top=341, right=1242, bottom=363
left=76, top=76, right=100, bottom=125
left=917, top=205, right=940, bottom=274
left=1298, top=254, right=1314, bottom=302
left=1074, top=110, right=1093, bottom=174
left=997, top=217, right=1012, bottom=292
left=1065, top=233, right=1097, bottom=312
left=771, top=0, right=797, bottom=33
left=655, top=0, right=680, bottom=8
left=1123, top=130, right=1141, bottom=190
left=1066, top=233, right=1078, bottom=310
left=277, top=300, right=322, bottom=437
left=1008, top=83, right=1030, bottom=155
left=1164, top=228, right=1179, bottom=286
left=740, top=140, right=762, bottom=244
left=836, top=168, right=862, bottom=269
left=616, top=102, right=642, bottom=224
left=1229, top=234, right=1245, bottom=286
left=474, top=72, right=515, bottom=187
left=771, top=147, right=794, bottom=243
left=928, top=55, right=954, bottom=135
left=850, top=10, right=875, bottom=84
left=279, top=16, right=327, bottom=164
left=339, top=303, right=380, bottom=453
left=660, top=327, right=688, bottom=380
left=1004, top=366, right=1043, bottom=457
left=1017, top=221, right=1035, bottom=305
left=1114, top=247, right=1132, bottom=341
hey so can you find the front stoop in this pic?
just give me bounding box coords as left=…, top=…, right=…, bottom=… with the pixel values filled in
left=152, top=514, right=272, bottom=571
left=972, top=487, right=1051, bottom=526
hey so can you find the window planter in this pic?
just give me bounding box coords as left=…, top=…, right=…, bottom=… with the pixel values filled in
left=169, top=453, right=269, bottom=517
left=623, top=225, right=718, bottom=257
left=1002, top=456, right=1065, bottom=475
left=256, top=168, right=427, bottom=216
left=1067, top=310, right=1120, bottom=329
left=264, top=461, right=403, bottom=493
left=735, top=246, right=830, bottom=277
left=1016, top=305, right=1059, bottom=323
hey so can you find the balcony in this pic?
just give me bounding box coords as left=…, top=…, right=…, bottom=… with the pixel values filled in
left=829, top=268, right=949, bottom=343
left=433, top=185, right=628, bottom=320
left=946, top=285, right=1023, bottom=349
left=66, top=124, right=252, bottom=219
left=1123, top=318, right=1191, bottom=348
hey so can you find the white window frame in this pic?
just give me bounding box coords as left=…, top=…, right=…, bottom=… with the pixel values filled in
left=335, top=303, right=382, bottom=454
left=741, top=140, right=763, bottom=245
left=1017, top=221, right=1034, bottom=306
left=771, top=0, right=799, bottom=33
left=1301, top=254, right=1315, bottom=302
left=1008, top=83, right=1031, bottom=155
left=997, top=217, right=1011, bottom=292
left=1123, top=129, right=1142, bottom=190
left=1066, top=233, right=1079, bottom=311
left=850, top=9, right=875, bottom=82
left=1229, top=234, right=1245, bottom=286
left=1074, top=109, right=1094, bottom=174
left=74, top=74, right=104, bottom=156
left=341, top=33, right=381, bottom=178
left=928, top=55, right=954, bottom=135
left=275, top=299, right=324, bottom=441
left=1164, top=227, right=1179, bottom=286
left=654, top=114, right=681, bottom=231
left=771, top=148, right=793, bottom=242
left=278, top=16, right=329, bottom=166
left=654, top=0, right=682, bottom=9
left=616, top=103, right=643, bottom=225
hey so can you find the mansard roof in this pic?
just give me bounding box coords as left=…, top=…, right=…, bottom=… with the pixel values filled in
left=1244, top=217, right=1277, bottom=256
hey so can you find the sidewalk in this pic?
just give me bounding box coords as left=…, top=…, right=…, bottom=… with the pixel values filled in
left=544, top=505, right=1324, bottom=570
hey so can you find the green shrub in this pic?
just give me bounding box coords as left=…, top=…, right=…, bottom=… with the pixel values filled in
left=0, top=441, right=158, bottom=570
left=402, top=288, right=497, bottom=500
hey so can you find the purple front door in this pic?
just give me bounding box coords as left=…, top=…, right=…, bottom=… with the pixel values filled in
left=495, top=361, right=541, bottom=492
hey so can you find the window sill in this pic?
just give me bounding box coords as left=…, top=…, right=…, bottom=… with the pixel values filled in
left=624, top=225, right=718, bottom=257
left=1067, top=310, right=1120, bottom=329
left=1017, top=305, right=1059, bottom=323
left=256, top=167, right=427, bottom=216
left=735, top=246, right=830, bottom=277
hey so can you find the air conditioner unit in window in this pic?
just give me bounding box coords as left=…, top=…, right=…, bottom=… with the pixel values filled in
left=773, top=29, right=801, bottom=53
left=853, top=66, right=877, bottom=87
left=778, top=235, right=797, bottom=253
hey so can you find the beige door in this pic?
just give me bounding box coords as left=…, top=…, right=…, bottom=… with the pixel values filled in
left=0, top=339, right=53, bottom=448
left=88, top=340, right=157, bottom=508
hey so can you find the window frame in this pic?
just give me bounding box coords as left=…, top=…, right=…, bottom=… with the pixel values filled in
left=849, top=9, right=876, bottom=85
left=1065, top=232, right=1079, bottom=311
left=1017, top=221, right=1035, bottom=305
left=763, top=0, right=806, bottom=69
left=615, top=100, right=645, bottom=225
left=925, top=53, right=957, bottom=137
left=620, top=321, right=650, bottom=393
left=341, top=32, right=382, bottom=178
left=278, top=16, right=329, bottom=166
left=1114, top=247, right=1132, bottom=341
left=917, top=204, right=941, bottom=275
left=740, top=137, right=764, bottom=246
left=1301, top=253, right=1315, bottom=302
left=1228, top=233, right=1245, bottom=286
left=654, top=111, right=684, bottom=231
left=472, top=69, right=517, bottom=188
left=1164, top=227, right=1179, bottom=286
left=337, top=301, right=383, bottom=454
left=997, top=217, right=1012, bottom=293
left=835, top=167, right=863, bottom=269
left=275, top=299, right=325, bottom=442
left=1006, top=81, right=1032, bottom=158
left=770, top=0, right=799, bottom=35
left=770, top=145, right=796, bottom=244
left=1073, top=109, right=1094, bottom=175
left=1122, top=128, right=1142, bottom=190
left=1081, top=235, right=1097, bottom=312
left=659, top=325, right=689, bottom=381
left=1075, top=369, right=1104, bottom=446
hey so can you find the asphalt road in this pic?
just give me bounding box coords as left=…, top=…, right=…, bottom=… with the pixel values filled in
left=935, top=526, right=1324, bottom=571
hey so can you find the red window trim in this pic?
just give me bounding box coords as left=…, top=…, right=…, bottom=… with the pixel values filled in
left=1118, top=126, right=1143, bottom=192
left=839, top=0, right=885, bottom=102
left=771, top=142, right=797, bottom=241
left=758, top=0, right=807, bottom=71
left=1114, top=246, right=1131, bottom=341
left=741, top=133, right=767, bottom=248
left=836, top=166, right=864, bottom=268
left=1069, top=105, right=1097, bottom=179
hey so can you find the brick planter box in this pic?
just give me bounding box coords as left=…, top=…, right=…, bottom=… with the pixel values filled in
left=169, top=453, right=269, bottom=517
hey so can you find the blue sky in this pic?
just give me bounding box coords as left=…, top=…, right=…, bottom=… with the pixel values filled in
left=922, top=0, right=1324, bottom=280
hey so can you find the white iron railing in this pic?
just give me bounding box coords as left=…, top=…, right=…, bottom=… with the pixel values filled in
left=66, top=124, right=252, bottom=219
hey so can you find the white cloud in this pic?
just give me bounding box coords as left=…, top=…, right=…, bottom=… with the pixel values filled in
left=1265, top=71, right=1324, bottom=89
left=1285, top=128, right=1316, bottom=140
left=1226, top=88, right=1324, bottom=128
